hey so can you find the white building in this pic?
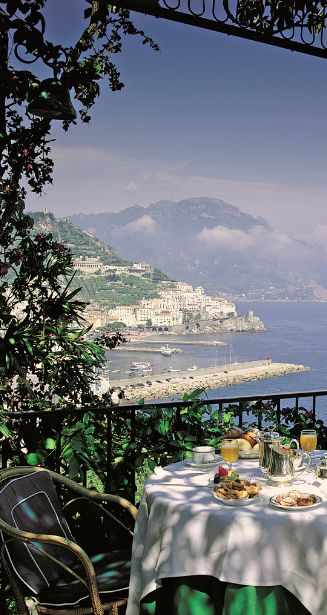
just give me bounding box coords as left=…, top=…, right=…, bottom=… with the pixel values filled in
left=107, top=305, right=137, bottom=327
left=73, top=257, right=101, bottom=272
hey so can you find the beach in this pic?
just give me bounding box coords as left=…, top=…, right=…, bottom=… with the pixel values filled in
left=111, top=361, right=309, bottom=403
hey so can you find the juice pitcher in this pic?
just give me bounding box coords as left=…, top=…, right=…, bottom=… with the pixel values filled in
left=267, top=443, right=311, bottom=485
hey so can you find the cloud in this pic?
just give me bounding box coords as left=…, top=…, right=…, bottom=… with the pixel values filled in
left=121, top=215, right=157, bottom=234
left=197, top=225, right=306, bottom=258
left=296, top=224, right=327, bottom=256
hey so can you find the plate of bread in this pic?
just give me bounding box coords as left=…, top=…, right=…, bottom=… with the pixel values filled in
left=222, top=428, right=260, bottom=459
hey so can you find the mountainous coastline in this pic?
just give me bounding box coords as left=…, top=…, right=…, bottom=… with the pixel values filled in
left=30, top=210, right=266, bottom=334
left=67, top=197, right=325, bottom=300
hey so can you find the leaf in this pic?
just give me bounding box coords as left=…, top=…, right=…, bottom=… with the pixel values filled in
left=0, top=423, right=11, bottom=438
left=45, top=437, right=56, bottom=450
left=23, top=338, right=34, bottom=355
left=135, top=454, right=145, bottom=468
left=26, top=452, right=42, bottom=465
left=68, top=456, right=81, bottom=477
left=147, top=459, right=157, bottom=470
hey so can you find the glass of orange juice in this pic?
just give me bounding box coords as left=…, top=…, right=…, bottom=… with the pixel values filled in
left=221, top=439, right=239, bottom=470
left=300, top=430, right=317, bottom=453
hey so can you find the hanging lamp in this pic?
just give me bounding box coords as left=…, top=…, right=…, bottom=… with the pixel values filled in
left=27, top=78, right=77, bottom=120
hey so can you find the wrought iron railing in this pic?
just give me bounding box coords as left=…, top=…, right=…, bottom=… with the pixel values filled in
left=114, top=0, right=327, bottom=58
left=1, top=388, right=326, bottom=489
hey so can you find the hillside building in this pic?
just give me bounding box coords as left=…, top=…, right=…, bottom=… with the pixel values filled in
left=106, top=283, right=236, bottom=328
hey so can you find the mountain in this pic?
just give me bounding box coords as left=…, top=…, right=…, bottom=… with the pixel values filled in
left=32, top=210, right=125, bottom=265
left=31, top=211, right=170, bottom=308
left=68, top=198, right=324, bottom=300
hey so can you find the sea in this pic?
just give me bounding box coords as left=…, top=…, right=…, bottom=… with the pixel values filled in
left=107, top=302, right=327, bottom=420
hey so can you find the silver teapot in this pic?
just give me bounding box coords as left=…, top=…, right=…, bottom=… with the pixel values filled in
left=267, top=441, right=311, bottom=485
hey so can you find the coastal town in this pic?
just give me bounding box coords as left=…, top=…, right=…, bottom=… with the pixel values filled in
left=73, top=257, right=306, bottom=401
left=73, top=255, right=261, bottom=332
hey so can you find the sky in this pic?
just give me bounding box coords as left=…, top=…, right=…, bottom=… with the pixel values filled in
left=26, top=0, right=327, bottom=237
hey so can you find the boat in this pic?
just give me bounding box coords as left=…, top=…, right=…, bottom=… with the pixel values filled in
left=129, top=361, right=153, bottom=376
left=167, top=367, right=181, bottom=373
left=130, top=361, right=151, bottom=370
left=187, top=365, right=198, bottom=371
left=160, top=344, right=173, bottom=357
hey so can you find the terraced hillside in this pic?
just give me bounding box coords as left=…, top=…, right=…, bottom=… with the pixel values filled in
left=31, top=211, right=171, bottom=309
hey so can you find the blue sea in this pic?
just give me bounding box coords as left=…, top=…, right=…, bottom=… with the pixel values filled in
left=108, top=302, right=327, bottom=419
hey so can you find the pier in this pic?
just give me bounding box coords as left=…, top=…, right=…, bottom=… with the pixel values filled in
left=139, top=339, right=226, bottom=347
left=112, top=346, right=182, bottom=353
left=110, top=360, right=310, bottom=402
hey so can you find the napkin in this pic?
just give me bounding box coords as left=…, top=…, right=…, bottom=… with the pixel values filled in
left=148, top=466, right=209, bottom=486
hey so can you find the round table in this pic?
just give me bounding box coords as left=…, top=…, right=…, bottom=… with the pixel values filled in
left=126, top=457, right=327, bottom=615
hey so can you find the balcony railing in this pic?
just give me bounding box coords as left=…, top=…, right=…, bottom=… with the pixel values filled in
left=1, top=387, right=326, bottom=614
left=1, top=388, right=326, bottom=499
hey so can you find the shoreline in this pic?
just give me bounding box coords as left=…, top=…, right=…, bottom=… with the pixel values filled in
left=112, top=361, right=309, bottom=403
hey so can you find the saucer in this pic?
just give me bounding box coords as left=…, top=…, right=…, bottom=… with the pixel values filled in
left=185, top=455, right=220, bottom=470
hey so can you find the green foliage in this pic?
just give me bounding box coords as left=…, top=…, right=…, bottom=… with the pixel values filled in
left=0, top=229, right=109, bottom=409
left=5, top=599, right=17, bottom=615
left=235, top=1, right=327, bottom=34
left=0, top=2, right=156, bottom=483
left=2, top=392, right=327, bottom=503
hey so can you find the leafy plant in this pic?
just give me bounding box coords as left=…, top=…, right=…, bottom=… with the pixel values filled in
left=0, top=5, right=157, bottom=523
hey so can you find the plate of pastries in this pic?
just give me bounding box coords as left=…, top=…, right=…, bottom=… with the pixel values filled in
left=270, top=491, right=322, bottom=511
left=212, top=468, right=262, bottom=506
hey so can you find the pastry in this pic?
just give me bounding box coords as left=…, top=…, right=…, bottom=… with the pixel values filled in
left=214, top=478, right=261, bottom=500
left=244, top=482, right=261, bottom=495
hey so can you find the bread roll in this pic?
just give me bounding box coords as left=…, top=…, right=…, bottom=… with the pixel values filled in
left=252, top=442, right=260, bottom=451
left=241, top=433, right=257, bottom=447
left=223, top=427, right=244, bottom=439
left=235, top=438, right=252, bottom=451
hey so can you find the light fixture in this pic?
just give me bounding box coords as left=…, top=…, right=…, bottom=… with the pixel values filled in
left=27, top=78, right=77, bottom=121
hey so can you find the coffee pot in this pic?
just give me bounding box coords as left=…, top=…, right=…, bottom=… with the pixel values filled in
left=267, top=442, right=311, bottom=485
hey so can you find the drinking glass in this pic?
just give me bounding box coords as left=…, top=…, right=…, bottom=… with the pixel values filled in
left=300, top=430, right=317, bottom=453
left=221, top=439, right=239, bottom=470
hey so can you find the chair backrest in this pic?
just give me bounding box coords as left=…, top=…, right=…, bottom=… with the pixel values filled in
left=0, top=470, right=76, bottom=594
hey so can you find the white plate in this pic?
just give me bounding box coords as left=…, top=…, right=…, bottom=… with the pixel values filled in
left=185, top=456, right=220, bottom=470
left=212, top=489, right=261, bottom=506
left=269, top=493, right=323, bottom=511
left=239, top=450, right=259, bottom=459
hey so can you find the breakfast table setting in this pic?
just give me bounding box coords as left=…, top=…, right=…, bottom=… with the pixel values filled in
left=126, top=429, right=327, bottom=615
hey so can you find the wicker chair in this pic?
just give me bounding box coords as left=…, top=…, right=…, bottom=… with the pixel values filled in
left=0, top=466, right=137, bottom=615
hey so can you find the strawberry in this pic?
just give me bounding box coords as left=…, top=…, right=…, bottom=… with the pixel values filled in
left=218, top=465, right=229, bottom=476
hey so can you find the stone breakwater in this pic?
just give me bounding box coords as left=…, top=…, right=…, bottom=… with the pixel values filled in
left=112, top=361, right=309, bottom=403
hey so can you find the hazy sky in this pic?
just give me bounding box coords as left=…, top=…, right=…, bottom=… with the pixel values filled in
left=26, top=0, right=327, bottom=235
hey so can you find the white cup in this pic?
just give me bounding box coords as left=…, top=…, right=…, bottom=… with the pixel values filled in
left=192, top=446, right=215, bottom=464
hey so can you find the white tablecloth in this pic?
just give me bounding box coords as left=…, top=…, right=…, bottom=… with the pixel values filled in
left=126, top=457, right=327, bottom=615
